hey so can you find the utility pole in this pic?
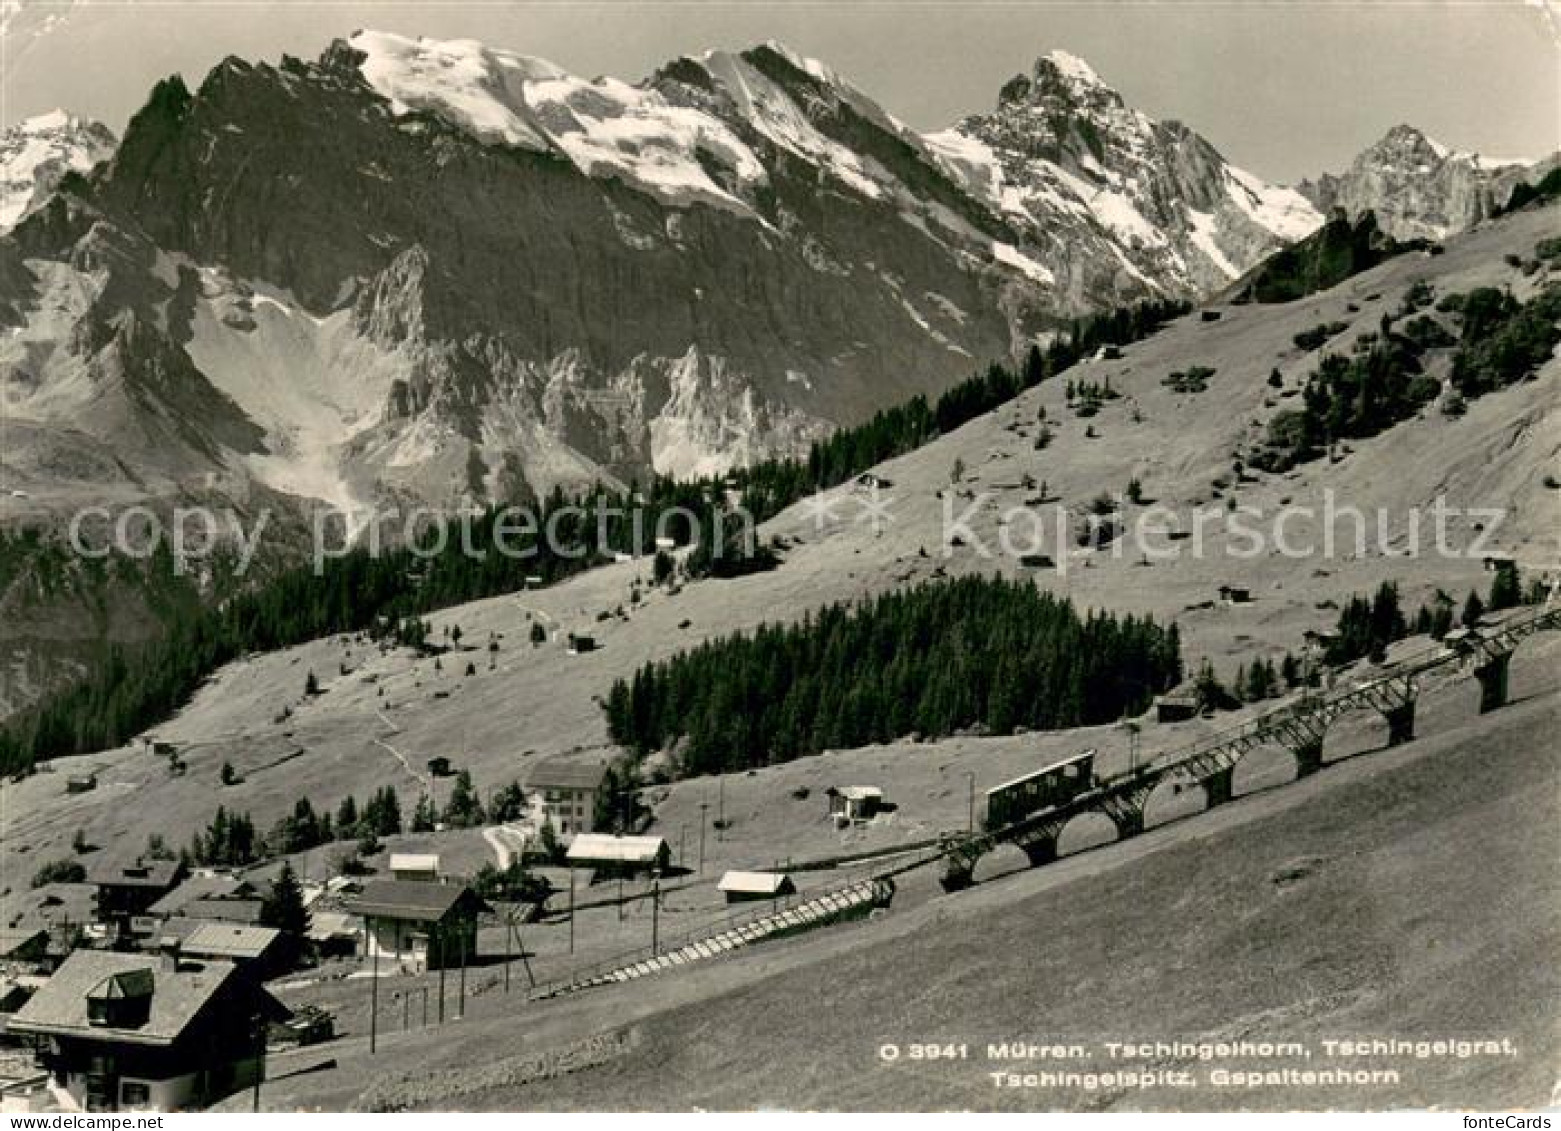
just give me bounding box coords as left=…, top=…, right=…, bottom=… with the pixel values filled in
left=251, top=1012, right=265, bottom=1112
left=964, top=772, right=976, bottom=832
left=568, top=867, right=576, bottom=953
left=366, top=916, right=378, bottom=1055
left=515, top=921, right=535, bottom=988
left=717, top=777, right=725, bottom=841
left=650, top=870, right=661, bottom=956
left=437, top=927, right=447, bottom=1025
left=698, top=803, right=708, bottom=873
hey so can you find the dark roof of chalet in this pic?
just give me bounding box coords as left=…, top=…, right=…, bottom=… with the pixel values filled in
left=181, top=923, right=282, bottom=961
left=180, top=898, right=265, bottom=925
left=147, top=875, right=255, bottom=917
left=524, top=755, right=610, bottom=792
left=8, top=951, right=286, bottom=1047
left=348, top=881, right=492, bottom=924
left=87, top=858, right=183, bottom=890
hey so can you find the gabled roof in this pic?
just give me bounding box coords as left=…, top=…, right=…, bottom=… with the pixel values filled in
left=181, top=923, right=282, bottom=961
left=9, top=951, right=286, bottom=1047
left=566, top=834, right=668, bottom=864
left=147, top=875, right=255, bottom=917
left=349, top=881, right=491, bottom=924
left=525, top=755, right=610, bottom=792
left=718, top=871, right=795, bottom=896
left=87, top=858, right=183, bottom=890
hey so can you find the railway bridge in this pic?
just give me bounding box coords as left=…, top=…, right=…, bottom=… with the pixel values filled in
left=939, top=603, right=1561, bottom=891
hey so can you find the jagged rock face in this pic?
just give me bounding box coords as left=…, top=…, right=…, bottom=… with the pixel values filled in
left=0, top=110, right=116, bottom=232
left=1298, top=124, right=1540, bottom=241
left=0, top=33, right=1324, bottom=520
left=926, top=52, right=1323, bottom=304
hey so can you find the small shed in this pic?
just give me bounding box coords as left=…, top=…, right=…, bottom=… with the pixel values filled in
left=566, top=633, right=597, bottom=655
left=1303, top=629, right=1341, bottom=650
left=717, top=871, right=796, bottom=904
left=1218, top=584, right=1253, bottom=605
left=426, top=756, right=452, bottom=778
left=1155, top=690, right=1200, bottom=724
left=827, top=786, right=884, bottom=822
left=304, top=912, right=360, bottom=959
left=389, top=853, right=440, bottom=882
left=565, top=834, right=669, bottom=879
left=64, top=774, right=97, bottom=795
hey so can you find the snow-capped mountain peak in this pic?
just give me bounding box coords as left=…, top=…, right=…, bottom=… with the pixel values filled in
left=1030, top=48, right=1111, bottom=98
left=346, top=29, right=769, bottom=211
left=931, top=50, right=1323, bottom=296
left=0, top=108, right=115, bottom=231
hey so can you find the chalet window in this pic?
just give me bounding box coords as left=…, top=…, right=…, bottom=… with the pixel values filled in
left=121, top=1081, right=151, bottom=1107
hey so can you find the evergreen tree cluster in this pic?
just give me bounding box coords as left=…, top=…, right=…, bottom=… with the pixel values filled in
left=1325, top=563, right=1543, bottom=669
left=1255, top=283, right=1560, bottom=473
left=1326, top=582, right=1411, bottom=665
left=1448, top=284, right=1561, bottom=398
left=188, top=806, right=260, bottom=866
left=1252, top=336, right=1440, bottom=471
left=1236, top=212, right=1421, bottom=304
left=605, top=576, right=1182, bottom=776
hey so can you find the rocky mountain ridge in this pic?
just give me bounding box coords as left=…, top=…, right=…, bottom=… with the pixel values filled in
left=1, top=32, right=1324, bottom=521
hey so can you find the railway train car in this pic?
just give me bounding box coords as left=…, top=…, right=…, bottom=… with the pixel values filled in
left=983, top=749, right=1096, bottom=830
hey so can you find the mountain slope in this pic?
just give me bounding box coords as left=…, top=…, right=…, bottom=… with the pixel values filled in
left=5, top=199, right=1554, bottom=885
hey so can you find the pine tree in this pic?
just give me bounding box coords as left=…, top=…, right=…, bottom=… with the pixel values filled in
left=1462, top=590, right=1486, bottom=627
left=443, top=771, right=483, bottom=829
left=1488, top=562, right=1522, bottom=611
left=1023, top=343, right=1046, bottom=386
left=410, top=793, right=436, bottom=833
left=261, top=861, right=308, bottom=937
left=335, top=795, right=359, bottom=839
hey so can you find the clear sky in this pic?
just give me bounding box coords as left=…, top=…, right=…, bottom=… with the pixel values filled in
left=2, top=0, right=1557, bottom=182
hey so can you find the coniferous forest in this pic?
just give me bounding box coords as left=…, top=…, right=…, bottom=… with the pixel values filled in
left=604, top=575, right=1183, bottom=777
